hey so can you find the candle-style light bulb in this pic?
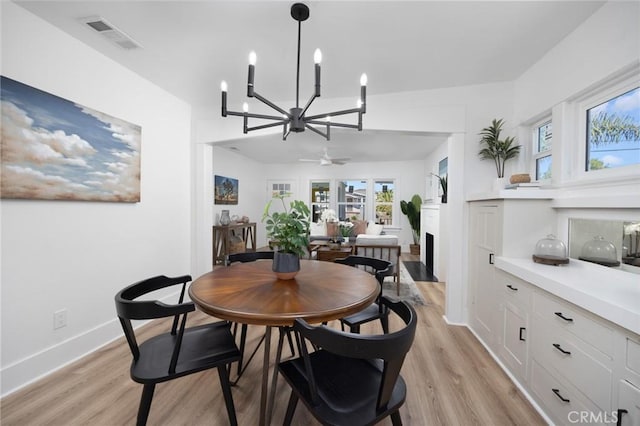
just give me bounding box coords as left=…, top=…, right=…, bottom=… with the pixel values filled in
left=220, top=81, right=228, bottom=92
left=314, top=49, right=322, bottom=64
left=248, top=51, right=257, bottom=65
left=326, top=116, right=331, bottom=122
left=360, top=73, right=368, bottom=86
left=357, top=99, right=363, bottom=108
left=242, top=102, right=249, bottom=113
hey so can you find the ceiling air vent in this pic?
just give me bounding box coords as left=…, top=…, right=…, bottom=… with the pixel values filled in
left=79, top=16, right=142, bottom=50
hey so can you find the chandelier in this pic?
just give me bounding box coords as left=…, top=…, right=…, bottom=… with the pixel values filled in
left=220, top=3, right=367, bottom=141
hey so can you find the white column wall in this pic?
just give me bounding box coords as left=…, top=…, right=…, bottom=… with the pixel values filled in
left=1, top=3, right=192, bottom=396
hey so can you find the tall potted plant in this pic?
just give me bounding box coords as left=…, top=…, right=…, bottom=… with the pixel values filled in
left=400, top=194, right=422, bottom=255
left=262, top=194, right=310, bottom=280
left=478, top=118, right=521, bottom=183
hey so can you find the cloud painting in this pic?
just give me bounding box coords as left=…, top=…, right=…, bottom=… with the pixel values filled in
left=1, top=76, right=141, bottom=202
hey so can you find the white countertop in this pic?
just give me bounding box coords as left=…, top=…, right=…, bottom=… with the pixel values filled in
left=495, top=257, right=640, bottom=336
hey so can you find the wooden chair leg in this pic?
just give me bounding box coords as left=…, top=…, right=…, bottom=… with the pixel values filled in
left=136, top=383, right=155, bottom=426
left=217, top=367, right=238, bottom=426
left=283, top=391, right=299, bottom=426
left=284, top=327, right=295, bottom=357
left=391, top=410, right=403, bottom=426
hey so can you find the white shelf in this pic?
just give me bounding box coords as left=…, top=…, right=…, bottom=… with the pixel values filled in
left=466, top=189, right=556, bottom=202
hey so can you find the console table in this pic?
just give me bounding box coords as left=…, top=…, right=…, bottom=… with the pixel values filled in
left=212, top=222, right=256, bottom=265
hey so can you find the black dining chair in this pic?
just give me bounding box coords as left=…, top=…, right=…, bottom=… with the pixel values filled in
left=115, top=275, right=240, bottom=426
left=278, top=296, right=417, bottom=426
left=335, top=255, right=393, bottom=333
left=226, top=251, right=295, bottom=382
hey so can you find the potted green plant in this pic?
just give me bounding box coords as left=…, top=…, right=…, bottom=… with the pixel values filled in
left=478, top=118, right=521, bottom=183
left=432, top=173, right=447, bottom=204
left=262, top=194, right=310, bottom=280
left=400, top=194, right=422, bottom=255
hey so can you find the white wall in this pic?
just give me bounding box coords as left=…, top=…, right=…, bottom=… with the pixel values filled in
left=1, top=3, right=192, bottom=396
left=514, top=1, right=639, bottom=124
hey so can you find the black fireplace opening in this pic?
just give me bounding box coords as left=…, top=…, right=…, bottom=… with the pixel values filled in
left=425, top=232, right=434, bottom=274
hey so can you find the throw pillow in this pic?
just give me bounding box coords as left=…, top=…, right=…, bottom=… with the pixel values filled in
left=366, top=222, right=384, bottom=235
left=350, top=220, right=368, bottom=237
left=309, top=222, right=326, bottom=236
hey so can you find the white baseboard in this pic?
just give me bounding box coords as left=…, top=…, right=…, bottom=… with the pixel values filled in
left=1, top=318, right=124, bottom=397
left=1, top=290, right=180, bottom=398
left=442, top=314, right=467, bottom=326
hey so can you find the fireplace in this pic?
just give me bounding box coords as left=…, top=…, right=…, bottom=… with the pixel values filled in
left=425, top=232, right=434, bottom=273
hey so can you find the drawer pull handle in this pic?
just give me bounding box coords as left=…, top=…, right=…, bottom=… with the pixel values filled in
left=617, top=409, right=628, bottom=426
left=554, top=312, right=574, bottom=322
left=506, top=284, right=518, bottom=291
left=553, top=343, right=572, bottom=355
left=489, top=253, right=494, bottom=264
left=552, top=388, right=570, bottom=403
left=519, top=327, right=526, bottom=341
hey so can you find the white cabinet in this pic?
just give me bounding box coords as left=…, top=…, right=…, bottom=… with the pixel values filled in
left=497, top=270, right=532, bottom=383
left=468, top=199, right=553, bottom=350
left=531, top=291, right=615, bottom=423
left=618, top=380, right=640, bottom=426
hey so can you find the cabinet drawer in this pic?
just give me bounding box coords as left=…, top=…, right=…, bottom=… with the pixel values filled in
left=627, top=337, right=640, bottom=379
left=618, top=380, right=640, bottom=426
left=531, top=359, right=602, bottom=425
left=500, top=272, right=532, bottom=308
left=533, top=291, right=614, bottom=357
left=533, top=321, right=613, bottom=410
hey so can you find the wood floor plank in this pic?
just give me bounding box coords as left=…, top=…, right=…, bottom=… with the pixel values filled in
left=1, top=256, right=545, bottom=425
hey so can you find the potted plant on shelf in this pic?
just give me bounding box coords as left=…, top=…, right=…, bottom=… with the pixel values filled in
left=432, top=173, right=448, bottom=204
left=400, top=194, right=422, bottom=255
left=478, top=118, right=521, bottom=188
left=262, top=194, right=310, bottom=280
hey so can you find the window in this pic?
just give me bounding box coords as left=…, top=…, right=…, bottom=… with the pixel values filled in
left=337, top=180, right=366, bottom=221
left=585, top=86, right=640, bottom=171
left=310, top=181, right=330, bottom=222
left=374, top=180, right=394, bottom=225
left=533, top=120, right=552, bottom=180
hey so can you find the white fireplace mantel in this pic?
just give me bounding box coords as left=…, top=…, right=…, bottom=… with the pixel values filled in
left=420, top=204, right=446, bottom=281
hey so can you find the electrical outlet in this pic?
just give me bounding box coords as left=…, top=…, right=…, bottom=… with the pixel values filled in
left=53, top=309, right=67, bottom=330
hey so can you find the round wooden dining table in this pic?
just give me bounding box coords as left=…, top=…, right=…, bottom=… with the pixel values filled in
left=189, top=259, right=379, bottom=426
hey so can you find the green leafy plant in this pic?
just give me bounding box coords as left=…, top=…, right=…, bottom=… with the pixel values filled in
left=262, top=194, right=310, bottom=257
left=478, top=118, right=521, bottom=178
left=400, top=194, right=422, bottom=245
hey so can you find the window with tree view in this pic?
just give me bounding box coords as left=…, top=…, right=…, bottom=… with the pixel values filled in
left=535, top=121, right=552, bottom=180
left=374, top=181, right=394, bottom=225
left=586, top=87, right=640, bottom=171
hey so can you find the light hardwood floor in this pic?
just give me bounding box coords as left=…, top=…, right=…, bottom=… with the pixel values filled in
left=1, top=255, right=545, bottom=425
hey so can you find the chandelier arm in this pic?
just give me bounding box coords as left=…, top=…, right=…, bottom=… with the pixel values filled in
left=304, top=107, right=363, bottom=121
left=253, top=91, right=291, bottom=117
left=307, top=120, right=360, bottom=129
left=299, top=93, right=319, bottom=119
left=226, top=110, right=287, bottom=121
left=304, top=123, right=328, bottom=139
left=247, top=120, right=287, bottom=132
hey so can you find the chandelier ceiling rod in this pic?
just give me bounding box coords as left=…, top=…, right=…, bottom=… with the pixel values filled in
left=219, top=2, right=367, bottom=141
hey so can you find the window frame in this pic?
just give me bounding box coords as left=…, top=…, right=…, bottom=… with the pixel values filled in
left=574, top=76, right=640, bottom=183
left=373, top=179, right=395, bottom=226
left=531, top=118, right=553, bottom=182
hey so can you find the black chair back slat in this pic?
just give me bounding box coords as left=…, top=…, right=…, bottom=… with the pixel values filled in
left=227, top=251, right=274, bottom=265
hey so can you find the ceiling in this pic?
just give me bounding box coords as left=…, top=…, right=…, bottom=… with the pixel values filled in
left=14, top=1, right=605, bottom=164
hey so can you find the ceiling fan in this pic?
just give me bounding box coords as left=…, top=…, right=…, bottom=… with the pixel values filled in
left=299, top=147, right=350, bottom=166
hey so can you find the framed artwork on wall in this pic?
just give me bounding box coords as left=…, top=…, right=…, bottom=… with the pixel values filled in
left=1, top=76, right=142, bottom=202
left=438, top=157, right=448, bottom=196
left=214, top=175, right=238, bottom=205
